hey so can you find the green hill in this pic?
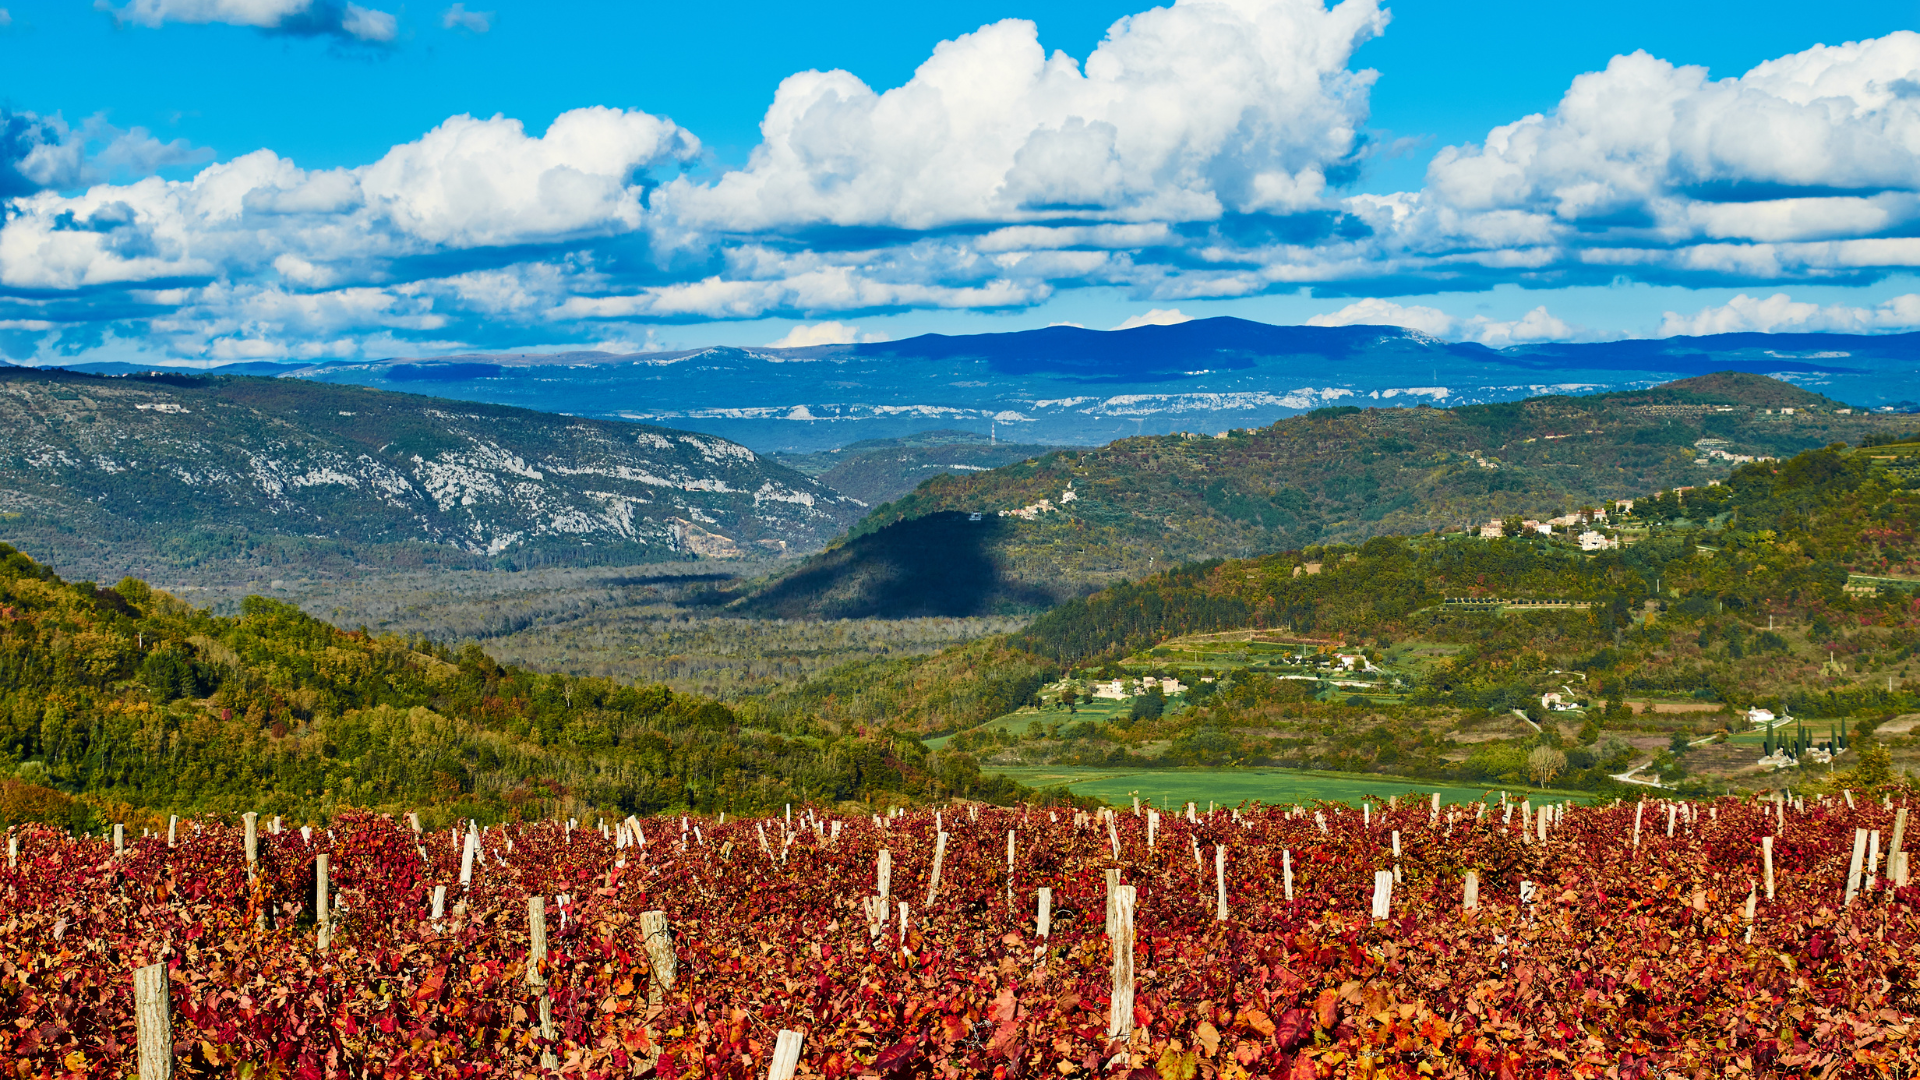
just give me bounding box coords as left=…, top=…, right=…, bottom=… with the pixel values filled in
left=778, top=440, right=1920, bottom=796
left=770, top=429, right=1061, bottom=505
left=0, top=544, right=1023, bottom=830
left=748, top=373, right=1900, bottom=615
left=0, top=368, right=863, bottom=584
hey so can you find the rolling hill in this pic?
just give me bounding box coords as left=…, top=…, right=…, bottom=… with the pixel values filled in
left=768, top=429, right=1061, bottom=505
left=739, top=372, right=1901, bottom=616
left=0, top=368, right=862, bottom=585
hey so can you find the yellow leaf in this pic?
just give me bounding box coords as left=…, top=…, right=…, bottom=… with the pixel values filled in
left=62, top=1052, right=87, bottom=1072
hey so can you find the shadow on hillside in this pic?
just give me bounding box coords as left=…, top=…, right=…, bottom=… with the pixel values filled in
left=741, top=512, right=1057, bottom=619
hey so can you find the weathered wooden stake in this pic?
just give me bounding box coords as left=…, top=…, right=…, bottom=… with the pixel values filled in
left=1463, top=870, right=1479, bottom=912
left=167, top=816, right=177, bottom=847
left=862, top=895, right=888, bottom=941
left=1896, top=850, right=1911, bottom=888
left=527, top=896, right=548, bottom=985
left=1147, top=810, right=1158, bottom=849
left=1891, top=808, right=1909, bottom=875
left=114, top=823, right=124, bottom=856
left=1762, top=837, right=1775, bottom=900
left=1107, top=817, right=1121, bottom=861
left=1391, top=831, right=1402, bottom=884
left=315, top=853, right=331, bottom=950
left=768, top=1029, right=806, bottom=1080
left=1005, top=831, right=1015, bottom=906
left=1744, top=885, right=1757, bottom=944
left=134, top=962, right=171, bottom=1080
left=407, top=812, right=421, bottom=833
left=459, top=824, right=477, bottom=887
left=1108, top=884, right=1136, bottom=1040
left=640, top=910, right=676, bottom=1002
left=898, top=901, right=909, bottom=939
left=1845, top=828, right=1869, bottom=906
left=1371, top=870, right=1393, bottom=920
left=7, top=833, right=16, bottom=870
left=1282, top=850, right=1294, bottom=902
left=1036, top=887, right=1052, bottom=939
left=1632, top=802, right=1644, bottom=848
left=1869, top=830, right=1883, bottom=892
left=430, top=884, right=446, bottom=923
left=877, top=848, right=891, bottom=899
left=1214, top=844, right=1228, bottom=921
left=926, top=833, right=947, bottom=905
left=1104, top=868, right=1121, bottom=939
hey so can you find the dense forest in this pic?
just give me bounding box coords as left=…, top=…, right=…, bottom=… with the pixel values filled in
left=0, top=545, right=1038, bottom=831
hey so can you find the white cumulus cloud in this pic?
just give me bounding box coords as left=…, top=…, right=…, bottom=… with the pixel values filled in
left=1309, top=298, right=1578, bottom=345
left=1658, top=292, right=1920, bottom=336
left=1111, top=308, right=1192, bottom=330
left=765, top=321, right=889, bottom=348
left=656, top=0, right=1387, bottom=234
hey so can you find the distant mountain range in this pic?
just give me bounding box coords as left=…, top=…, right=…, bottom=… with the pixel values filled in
left=40, top=318, right=1920, bottom=453
left=0, top=369, right=860, bottom=584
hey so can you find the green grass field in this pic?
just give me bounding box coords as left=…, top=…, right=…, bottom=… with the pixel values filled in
left=990, top=765, right=1590, bottom=808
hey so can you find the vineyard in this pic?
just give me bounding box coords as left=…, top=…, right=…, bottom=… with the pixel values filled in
left=4, top=793, right=1920, bottom=1079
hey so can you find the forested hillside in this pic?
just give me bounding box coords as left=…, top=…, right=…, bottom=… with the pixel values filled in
left=786, top=437, right=1920, bottom=794
left=769, top=429, right=1059, bottom=505
left=0, top=368, right=860, bottom=585
left=751, top=373, right=1895, bottom=613
left=0, top=546, right=1023, bottom=831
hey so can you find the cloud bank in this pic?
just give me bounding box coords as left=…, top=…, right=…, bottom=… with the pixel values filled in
left=12, top=1, right=1920, bottom=364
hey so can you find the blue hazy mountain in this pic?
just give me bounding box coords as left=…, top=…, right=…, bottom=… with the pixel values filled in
left=71, top=319, right=1920, bottom=452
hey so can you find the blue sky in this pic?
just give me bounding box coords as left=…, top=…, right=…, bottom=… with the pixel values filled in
left=5, top=0, right=1920, bottom=364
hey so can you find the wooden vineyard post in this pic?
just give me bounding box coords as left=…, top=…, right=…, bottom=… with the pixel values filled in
left=1744, top=884, right=1757, bottom=944
left=1762, top=837, right=1775, bottom=901
left=1892, top=808, right=1909, bottom=880
left=1105, top=868, right=1121, bottom=939
left=1213, top=845, right=1228, bottom=922
left=1282, top=850, right=1294, bottom=902
left=1846, top=829, right=1869, bottom=906
left=243, top=812, right=262, bottom=930
left=1633, top=802, right=1644, bottom=849
left=1371, top=870, right=1393, bottom=920
left=315, top=854, right=331, bottom=951
left=528, top=896, right=557, bottom=1067
left=768, top=1029, right=805, bottom=1080
left=1463, top=870, right=1479, bottom=912
left=114, top=823, right=124, bottom=857
left=877, top=848, right=891, bottom=900
left=459, top=823, right=478, bottom=888
left=7, top=833, right=16, bottom=870
left=640, top=910, right=676, bottom=1004
left=167, top=816, right=177, bottom=848
left=1147, top=810, right=1158, bottom=850
left=431, top=885, right=446, bottom=927
left=1108, top=884, right=1136, bottom=1041
left=1390, top=831, right=1402, bottom=884
left=1005, top=831, right=1015, bottom=908
left=862, top=896, right=889, bottom=942
left=134, top=962, right=172, bottom=1080
left=926, top=832, right=947, bottom=905
left=408, top=812, right=421, bottom=834
left=1897, top=850, right=1911, bottom=889
left=1036, top=887, right=1052, bottom=939
left=527, top=897, right=548, bottom=986
left=898, top=902, right=909, bottom=940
